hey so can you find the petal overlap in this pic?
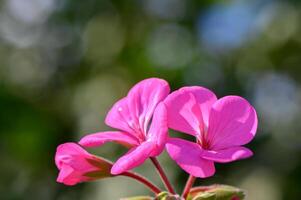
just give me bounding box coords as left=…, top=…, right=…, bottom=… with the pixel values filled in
left=166, top=138, right=215, bottom=178
left=164, top=87, right=217, bottom=136
left=202, top=146, right=253, bottom=163
left=127, top=78, right=170, bottom=133
left=111, top=141, right=155, bottom=175
left=105, top=78, right=170, bottom=135
left=147, top=103, right=168, bottom=156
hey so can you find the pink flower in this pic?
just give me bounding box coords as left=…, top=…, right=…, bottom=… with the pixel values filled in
left=79, top=78, right=170, bottom=175
left=55, top=143, right=113, bottom=186
left=164, top=87, right=258, bottom=178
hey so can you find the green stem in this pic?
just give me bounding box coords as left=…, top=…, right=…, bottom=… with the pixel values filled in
left=182, top=175, right=196, bottom=199
left=150, top=157, right=176, bottom=194
left=122, top=171, right=162, bottom=194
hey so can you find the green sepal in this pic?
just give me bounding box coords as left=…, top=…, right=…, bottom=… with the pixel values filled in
left=156, top=191, right=182, bottom=200
left=188, top=185, right=245, bottom=200
left=120, top=196, right=153, bottom=200
left=83, top=170, right=113, bottom=179
left=192, top=193, right=216, bottom=200
left=86, top=156, right=113, bottom=170
left=83, top=156, right=114, bottom=179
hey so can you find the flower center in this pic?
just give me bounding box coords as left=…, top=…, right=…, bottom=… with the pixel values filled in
left=128, top=120, right=147, bottom=143
left=198, top=138, right=210, bottom=150
left=136, top=129, right=146, bottom=143
left=197, top=129, right=210, bottom=150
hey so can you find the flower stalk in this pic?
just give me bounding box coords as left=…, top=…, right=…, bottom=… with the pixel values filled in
left=122, top=171, right=162, bottom=194
left=150, top=157, right=176, bottom=194
left=182, top=175, right=196, bottom=199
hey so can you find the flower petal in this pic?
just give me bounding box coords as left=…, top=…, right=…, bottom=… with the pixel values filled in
left=105, top=78, right=170, bottom=137
left=147, top=103, right=168, bottom=156
left=164, top=86, right=217, bottom=136
left=127, top=78, right=170, bottom=133
left=57, top=164, right=82, bottom=185
left=55, top=142, right=90, bottom=170
left=207, top=96, right=258, bottom=150
left=166, top=138, right=215, bottom=178
left=79, top=131, right=139, bottom=148
left=111, top=141, right=155, bottom=175
left=55, top=143, right=101, bottom=186
left=202, top=146, right=253, bottom=163
left=185, top=87, right=217, bottom=127
left=105, top=97, right=137, bottom=135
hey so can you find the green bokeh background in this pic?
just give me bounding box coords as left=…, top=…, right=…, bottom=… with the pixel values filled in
left=1, top=0, right=301, bottom=199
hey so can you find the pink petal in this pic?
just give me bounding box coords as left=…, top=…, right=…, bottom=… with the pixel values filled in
left=147, top=103, right=168, bottom=156
left=105, top=78, right=169, bottom=138
left=111, top=141, right=155, bottom=175
left=164, top=86, right=217, bottom=136
left=55, top=143, right=97, bottom=185
left=127, top=78, right=170, bottom=133
left=57, top=164, right=85, bottom=186
left=185, top=87, right=217, bottom=127
left=105, top=97, right=137, bottom=135
left=207, top=96, right=258, bottom=150
left=55, top=142, right=90, bottom=169
left=79, top=131, right=139, bottom=148
left=202, top=146, right=253, bottom=163
left=166, top=138, right=215, bottom=178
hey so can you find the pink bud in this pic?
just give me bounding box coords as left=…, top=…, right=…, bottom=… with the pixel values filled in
left=55, top=142, right=113, bottom=186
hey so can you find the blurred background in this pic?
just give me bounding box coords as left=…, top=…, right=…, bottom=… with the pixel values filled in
left=1, top=0, right=301, bottom=199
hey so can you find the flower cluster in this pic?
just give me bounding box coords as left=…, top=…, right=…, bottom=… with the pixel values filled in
left=55, top=78, right=258, bottom=199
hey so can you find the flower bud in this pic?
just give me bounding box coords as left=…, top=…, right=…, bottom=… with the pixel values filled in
left=189, top=185, right=245, bottom=200
left=156, top=191, right=183, bottom=200
left=120, top=196, right=153, bottom=200
left=55, top=142, right=113, bottom=186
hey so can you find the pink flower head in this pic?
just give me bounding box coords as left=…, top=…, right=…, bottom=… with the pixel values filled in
left=79, top=78, right=170, bottom=175
left=164, top=87, right=258, bottom=178
left=55, top=143, right=113, bottom=186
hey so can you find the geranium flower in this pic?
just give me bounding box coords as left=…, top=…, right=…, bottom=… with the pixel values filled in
left=164, top=87, right=258, bottom=178
left=79, top=78, right=170, bottom=175
left=55, top=143, right=113, bottom=186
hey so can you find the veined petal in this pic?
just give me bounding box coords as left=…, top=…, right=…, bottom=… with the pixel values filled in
left=105, top=78, right=170, bottom=138
left=166, top=138, right=215, bottom=178
left=202, top=146, right=253, bottom=163
left=164, top=86, right=217, bottom=136
left=207, top=96, right=258, bottom=150
left=105, top=98, right=137, bottom=135
left=111, top=141, right=155, bottom=175
left=127, top=78, right=170, bottom=134
left=147, top=103, right=168, bottom=156
left=184, top=87, right=217, bottom=127
left=79, top=131, right=139, bottom=148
